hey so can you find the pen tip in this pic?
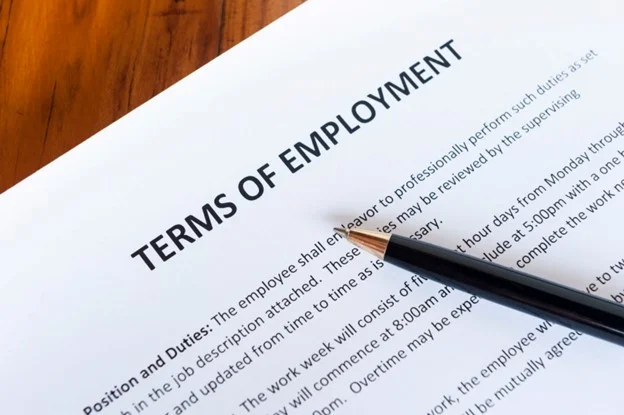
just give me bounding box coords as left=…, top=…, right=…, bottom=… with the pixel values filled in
left=334, top=227, right=348, bottom=237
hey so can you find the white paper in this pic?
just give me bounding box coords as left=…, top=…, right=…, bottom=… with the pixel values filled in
left=2, top=0, right=624, bottom=414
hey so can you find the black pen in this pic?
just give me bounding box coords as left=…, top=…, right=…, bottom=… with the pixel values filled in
left=334, top=227, right=624, bottom=347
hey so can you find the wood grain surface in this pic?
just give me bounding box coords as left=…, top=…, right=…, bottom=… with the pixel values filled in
left=0, top=0, right=306, bottom=193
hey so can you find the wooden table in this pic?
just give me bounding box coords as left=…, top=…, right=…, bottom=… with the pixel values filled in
left=0, top=0, right=305, bottom=193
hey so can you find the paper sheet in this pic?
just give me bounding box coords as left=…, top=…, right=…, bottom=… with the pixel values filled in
left=2, top=0, right=624, bottom=413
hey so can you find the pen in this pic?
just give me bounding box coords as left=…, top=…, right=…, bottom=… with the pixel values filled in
left=334, top=227, right=624, bottom=347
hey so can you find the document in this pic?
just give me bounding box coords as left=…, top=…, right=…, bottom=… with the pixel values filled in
left=2, top=0, right=624, bottom=413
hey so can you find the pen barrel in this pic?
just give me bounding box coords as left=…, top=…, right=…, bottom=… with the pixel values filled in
left=385, top=235, right=624, bottom=347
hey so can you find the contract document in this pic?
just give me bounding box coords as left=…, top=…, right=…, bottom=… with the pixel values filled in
left=1, top=0, right=624, bottom=414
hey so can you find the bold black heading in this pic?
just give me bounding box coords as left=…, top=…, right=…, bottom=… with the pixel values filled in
left=130, top=39, right=462, bottom=271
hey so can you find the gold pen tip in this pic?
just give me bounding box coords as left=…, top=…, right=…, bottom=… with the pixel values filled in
left=334, top=227, right=348, bottom=237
